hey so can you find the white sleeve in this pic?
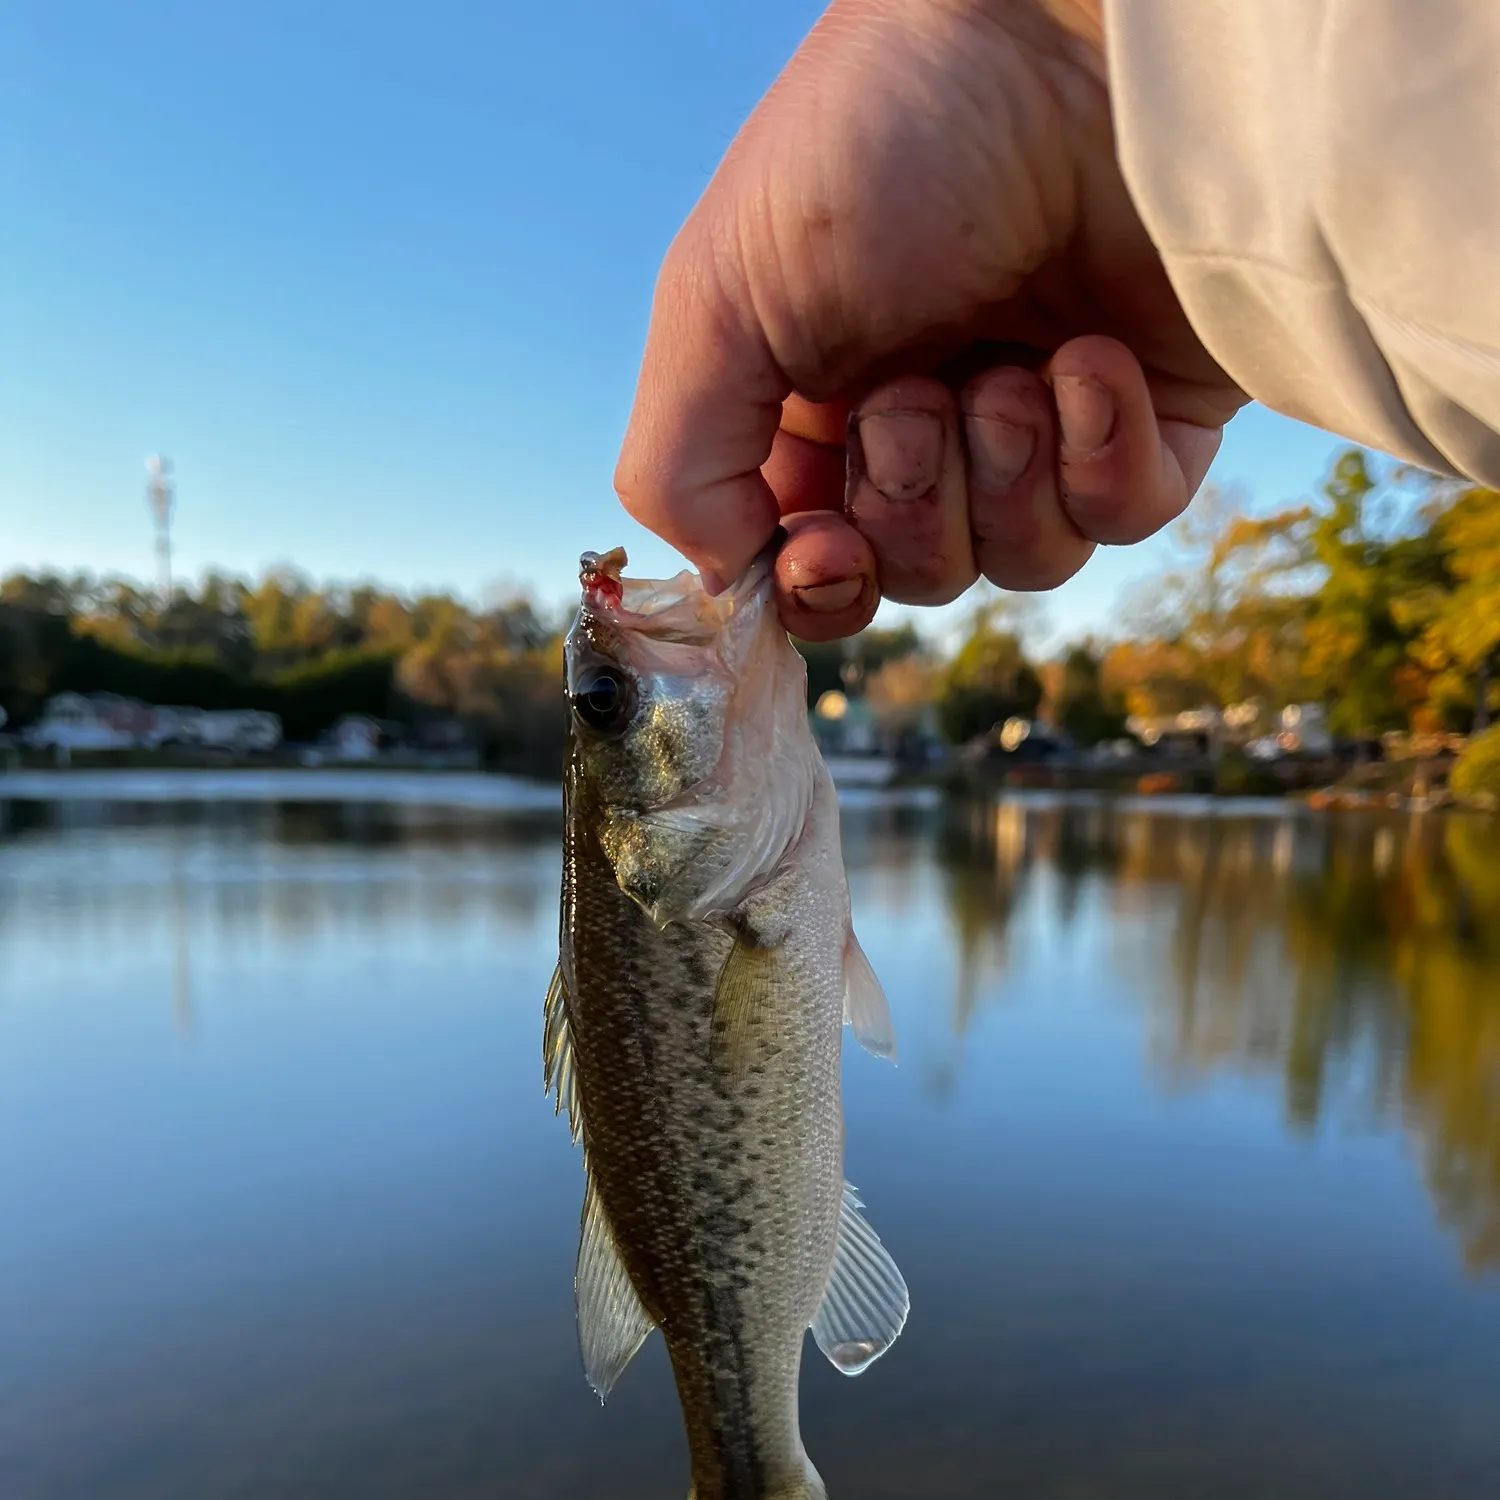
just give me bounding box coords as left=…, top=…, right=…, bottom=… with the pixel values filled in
left=1103, top=0, right=1500, bottom=486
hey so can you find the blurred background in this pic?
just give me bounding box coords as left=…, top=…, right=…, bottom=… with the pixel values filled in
left=4, top=3, right=1500, bottom=1498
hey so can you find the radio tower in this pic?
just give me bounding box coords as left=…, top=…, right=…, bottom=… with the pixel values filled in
left=145, top=455, right=176, bottom=604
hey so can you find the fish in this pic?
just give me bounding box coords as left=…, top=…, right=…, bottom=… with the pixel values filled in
left=545, top=540, right=909, bottom=1500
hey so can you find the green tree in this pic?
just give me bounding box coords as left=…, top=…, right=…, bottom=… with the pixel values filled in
left=1052, top=641, right=1128, bottom=745
left=794, top=622, right=920, bottom=708
left=1302, top=451, right=1449, bottom=736
left=937, top=600, right=1042, bottom=744
left=1451, top=726, right=1500, bottom=801
left=1406, top=485, right=1500, bottom=732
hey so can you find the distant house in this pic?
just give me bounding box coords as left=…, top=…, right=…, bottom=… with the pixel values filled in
left=24, top=693, right=281, bottom=755
left=811, top=692, right=880, bottom=755
left=25, top=693, right=137, bottom=751
left=1128, top=706, right=1223, bottom=749
left=139, top=702, right=282, bottom=753
left=1279, top=702, right=1333, bottom=755
left=330, top=714, right=382, bottom=761
left=409, top=716, right=471, bottom=752
left=193, top=709, right=282, bottom=753
left=963, top=717, right=1071, bottom=765
left=1244, top=704, right=1336, bottom=762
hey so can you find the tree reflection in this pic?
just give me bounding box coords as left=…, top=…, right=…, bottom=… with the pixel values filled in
left=942, top=796, right=1500, bottom=1271
left=1134, top=807, right=1500, bottom=1269
left=938, top=800, right=1030, bottom=1040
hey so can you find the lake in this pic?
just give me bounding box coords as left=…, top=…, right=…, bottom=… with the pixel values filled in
left=2, top=789, right=1499, bottom=1499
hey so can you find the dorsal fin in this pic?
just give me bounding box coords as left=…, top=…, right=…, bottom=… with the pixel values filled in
left=543, top=962, right=582, bottom=1143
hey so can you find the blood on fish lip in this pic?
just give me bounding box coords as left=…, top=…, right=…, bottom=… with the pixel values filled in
left=584, top=572, right=623, bottom=607
left=579, top=547, right=628, bottom=608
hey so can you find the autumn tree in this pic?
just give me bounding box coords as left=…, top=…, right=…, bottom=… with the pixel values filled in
left=1406, top=484, right=1500, bottom=732
left=1118, top=483, right=1319, bottom=723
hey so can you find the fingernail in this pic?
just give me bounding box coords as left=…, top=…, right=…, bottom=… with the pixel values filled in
left=792, top=578, right=865, bottom=614
left=967, top=416, right=1035, bottom=490
left=856, top=410, right=943, bottom=502
left=1054, top=377, right=1115, bottom=457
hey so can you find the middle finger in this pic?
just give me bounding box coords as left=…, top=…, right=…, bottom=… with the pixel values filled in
left=846, top=377, right=976, bottom=606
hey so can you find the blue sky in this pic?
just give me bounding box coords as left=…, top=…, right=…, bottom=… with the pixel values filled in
left=1, top=0, right=1349, bottom=644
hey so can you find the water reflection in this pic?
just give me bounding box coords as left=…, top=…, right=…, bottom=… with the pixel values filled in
left=4, top=794, right=1500, bottom=1498
left=0, top=802, right=557, bottom=959
left=8, top=796, right=1498, bottom=1275
left=942, top=796, right=1500, bottom=1271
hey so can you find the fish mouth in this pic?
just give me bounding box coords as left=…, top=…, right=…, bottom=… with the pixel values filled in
left=575, top=530, right=783, bottom=646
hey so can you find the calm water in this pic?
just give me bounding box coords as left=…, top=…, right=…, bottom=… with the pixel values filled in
left=3, top=793, right=1500, bottom=1499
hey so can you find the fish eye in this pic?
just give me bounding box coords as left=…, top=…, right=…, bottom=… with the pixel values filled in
left=571, top=666, right=634, bottom=736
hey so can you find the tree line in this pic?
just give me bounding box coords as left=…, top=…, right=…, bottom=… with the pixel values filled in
left=1101, top=450, right=1500, bottom=740
left=0, top=570, right=565, bottom=773
left=4, top=447, right=1499, bottom=778
left=807, top=449, right=1500, bottom=762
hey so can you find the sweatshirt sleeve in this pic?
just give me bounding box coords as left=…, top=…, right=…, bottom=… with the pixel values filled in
left=1102, top=0, right=1500, bottom=486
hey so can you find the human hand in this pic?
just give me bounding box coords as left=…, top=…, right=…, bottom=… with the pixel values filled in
left=615, top=0, right=1247, bottom=640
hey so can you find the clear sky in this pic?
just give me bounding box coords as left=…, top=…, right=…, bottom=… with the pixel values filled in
left=2, top=0, right=1350, bottom=644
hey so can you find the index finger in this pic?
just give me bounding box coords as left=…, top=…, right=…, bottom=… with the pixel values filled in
left=613, top=233, right=791, bottom=593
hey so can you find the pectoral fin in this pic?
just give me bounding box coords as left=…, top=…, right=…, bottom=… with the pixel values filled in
left=810, top=1182, right=910, bottom=1376
left=842, top=931, right=897, bottom=1063
left=576, top=1175, right=657, bottom=1402
left=711, top=938, right=782, bottom=1081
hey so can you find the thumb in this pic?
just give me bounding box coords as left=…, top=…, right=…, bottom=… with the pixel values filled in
left=614, top=234, right=790, bottom=593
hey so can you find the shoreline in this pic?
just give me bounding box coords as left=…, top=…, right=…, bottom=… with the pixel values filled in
left=0, top=767, right=946, bottom=813
left=0, top=766, right=1491, bottom=820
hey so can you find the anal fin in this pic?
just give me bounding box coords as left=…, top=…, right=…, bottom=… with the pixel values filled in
left=810, top=1181, right=909, bottom=1376
left=577, top=1175, right=657, bottom=1401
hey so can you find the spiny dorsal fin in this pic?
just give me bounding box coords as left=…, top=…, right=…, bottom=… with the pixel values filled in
left=810, top=1181, right=909, bottom=1376
left=577, top=1175, right=656, bottom=1401
left=711, top=938, right=781, bottom=1081
left=842, top=930, right=896, bottom=1063
left=543, top=962, right=582, bottom=1143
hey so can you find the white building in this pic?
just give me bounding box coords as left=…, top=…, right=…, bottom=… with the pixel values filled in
left=25, top=694, right=282, bottom=754
left=330, top=714, right=381, bottom=761
left=25, top=693, right=137, bottom=751
left=191, top=709, right=282, bottom=753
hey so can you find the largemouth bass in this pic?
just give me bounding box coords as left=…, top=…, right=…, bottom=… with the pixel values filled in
left=545, top=541, right=908, bottom=1500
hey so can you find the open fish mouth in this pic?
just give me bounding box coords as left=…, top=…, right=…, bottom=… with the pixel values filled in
left=576, top=534, right=783, bottom=644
